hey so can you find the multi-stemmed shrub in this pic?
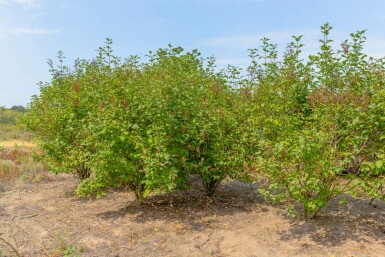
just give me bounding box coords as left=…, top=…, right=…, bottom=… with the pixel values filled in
left=24, top=24, right=385, bottom=215
left=250, top=23, right=385, bottom=218
left=78, top=45, right=201, bottom=200
left=26, top=40, right=251, bottom=201
left=184, top=68, right=252, bottom=196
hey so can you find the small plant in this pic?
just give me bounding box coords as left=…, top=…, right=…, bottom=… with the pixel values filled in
left=62, top=245, right=81, bottom=257
left=52, top=230, right=83, bottom=257
left=20, top=172, right=29, bottom=182
left=0, top=161, right=11, bottom=173
left=32, top=173, right=44, bottom=183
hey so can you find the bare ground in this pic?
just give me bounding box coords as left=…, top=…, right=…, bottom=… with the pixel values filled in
left=0, top=174, right=384, bottom=257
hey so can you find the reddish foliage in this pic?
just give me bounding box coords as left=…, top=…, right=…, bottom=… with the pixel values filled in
left=308, top=88, right=370, bottom=109
left=0, top=149, right=29, bottom=163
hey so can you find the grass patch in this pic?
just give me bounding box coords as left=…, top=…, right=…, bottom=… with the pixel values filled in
left=0, top=126, right=32, bottom=141
left=0, top=146, right=46, bottom=187
left=0, top=140, right=35, bottom=148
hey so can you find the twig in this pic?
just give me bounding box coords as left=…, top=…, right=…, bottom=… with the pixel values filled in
left=19, top=213, right=38, bottom=219
left=0, top=237, right=21, bottom=257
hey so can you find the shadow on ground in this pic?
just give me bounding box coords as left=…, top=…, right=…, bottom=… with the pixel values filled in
left=280, top=196, right=385, bottom=247
left=95, top=176, right=385, bottom=247
left=96, top=177, right=268, bottom=230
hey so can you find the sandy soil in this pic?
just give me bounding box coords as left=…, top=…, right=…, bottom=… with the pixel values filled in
left=0, top=174, right=384, bottom=257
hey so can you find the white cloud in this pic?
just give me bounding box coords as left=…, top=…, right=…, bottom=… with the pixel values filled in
left=14, top=0, right=41, bottom=8
left=202, top=35, right=260, bottom=48
left=215, top=57, right=250, bottom=66
left=200, top=28, right=385, bottom=68
left=194, top=0, right=271, bottom=3
left=201, top=29, right=385, bottom=55
left=0, top=0, right=41, bottom=8
left=169, top=0, right=270, bottom=2
left=0, top=0, right=56, bottom=36
left=207, top=0, right=270, bottom=2
left=364, top=37, right=385, bottom=58
left=0, top=26, right=59, bottom=35
left=201, top=29, right=320, bottom=49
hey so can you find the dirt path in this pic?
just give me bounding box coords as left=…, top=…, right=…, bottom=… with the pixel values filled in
left=0, top=174, right=384, bottom=257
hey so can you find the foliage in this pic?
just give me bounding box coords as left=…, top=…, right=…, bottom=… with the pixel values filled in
left=248, top=23, right=385, bottom=218
left=26, top=40, right=250, bottom=200
left=0, top=106, right=27, bottom=126
left=0, top=106, right=31, bottom=141
left=24, top=23, right=385, bottom=216
left=62, top=245, right=81, bottom=257
left=24, top=51, right=93, bottom=180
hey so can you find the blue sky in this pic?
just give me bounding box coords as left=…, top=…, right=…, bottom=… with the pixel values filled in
left=1, top=0, right=385, bottom=107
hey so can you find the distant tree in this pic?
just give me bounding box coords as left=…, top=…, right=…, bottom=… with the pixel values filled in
left=10, top=105, right=27, bottom=113
left=0, top=107, right=20, bottom=125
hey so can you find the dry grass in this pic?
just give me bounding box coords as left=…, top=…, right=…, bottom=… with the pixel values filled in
left=0, top=126, right=33, bottom=141
left=0, top=140, right=36, bottom=148
left=0, top=160, right=19, bottom=181
left=0, top=141, right=46, bottom=190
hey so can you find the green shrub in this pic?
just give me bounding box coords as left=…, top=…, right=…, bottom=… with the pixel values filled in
left=248, top=23, right=385, bottom=218
left=24, top=51, right=94, bottom=180
left=25, top=41, right=251, bottom=201
left=23, top=24, right=385, bottom=215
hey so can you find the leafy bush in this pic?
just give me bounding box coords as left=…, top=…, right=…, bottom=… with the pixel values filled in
left=24, top=51, right=94, bottom=180
left=0, top=107, right=32, bottom=141
left=24, top=24, right=385, bottom=216
left=0, top=106, right=27, bottom=126
left=26, top=41, right=251, bottom=201
left=249, top=23, right=385, bottom=218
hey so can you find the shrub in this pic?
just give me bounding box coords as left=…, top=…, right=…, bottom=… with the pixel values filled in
left=24, top=51, right=95, bottom=180
left=25, top=41, right=251, bottom=201
left=24, top=24, right=385, bottom=214
left=249, top=23, right=385, bottom=218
